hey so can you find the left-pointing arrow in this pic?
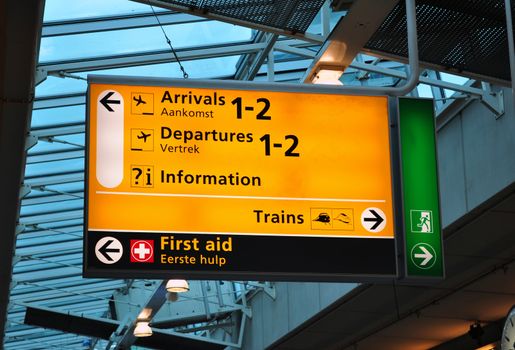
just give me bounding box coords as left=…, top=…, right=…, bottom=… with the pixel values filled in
left=99, top=239, right=120, bottom=261
left=100, top=91, right=121, bottom=112
left=94, top=236, right=123, bottom=264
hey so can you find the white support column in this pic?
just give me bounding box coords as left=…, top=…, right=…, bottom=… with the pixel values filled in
left=267, top=49, right=275, bottom=82
left=505, top=0, right=515, bottom=112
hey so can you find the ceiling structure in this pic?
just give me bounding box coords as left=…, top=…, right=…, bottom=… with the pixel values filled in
left=364, top=0, right=515, bottom=86
left=269, top=183, right=515, bottom=350
left=1, top=0, right=514, bottom=349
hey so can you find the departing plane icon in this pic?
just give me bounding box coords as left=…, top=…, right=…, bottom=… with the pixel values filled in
left=133, top=95, right=146, bottom=106
left=137, top=131, right=151, bottom=142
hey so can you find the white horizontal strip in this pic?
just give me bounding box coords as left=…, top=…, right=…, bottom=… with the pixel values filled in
left=96, top=191, right=387, bottom=203
left=89, top=228, right=394, bottom=240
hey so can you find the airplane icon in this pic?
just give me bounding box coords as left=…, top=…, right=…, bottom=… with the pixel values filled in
left=137, top=131, right=151, bottom=142
left=133, top=95, right=146, bottom=106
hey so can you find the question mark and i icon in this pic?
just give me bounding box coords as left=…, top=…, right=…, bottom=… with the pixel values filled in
left=131, top=165, right=153, bottom=188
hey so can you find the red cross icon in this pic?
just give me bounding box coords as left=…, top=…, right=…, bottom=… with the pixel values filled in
left=130, top=240, right=154, bottom=263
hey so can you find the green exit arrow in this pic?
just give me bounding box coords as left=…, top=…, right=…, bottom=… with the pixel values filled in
left=399, top=98, right=444, bottom=278
left=410, top=243, right=437, bottom=269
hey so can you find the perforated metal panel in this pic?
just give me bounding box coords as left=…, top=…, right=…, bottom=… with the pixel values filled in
left=160, top=0, right=326, bottom=33
left=364, top=0, right=515, bottom=82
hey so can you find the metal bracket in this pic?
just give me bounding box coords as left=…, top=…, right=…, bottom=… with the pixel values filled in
left=15, top=224, right=25, bottom=236
left=25, top=133, right=38, bottom=151
left=35, top=68, right=47, bottom=86
left=10, top=280, right=18, bottom=290
left=19, top=184, right=31, bottom=199
left=49, top=70, right=88, bottom=81
left=107, top=317, right=130, bottom=349
left=241, top=305, right=252, bottom=319
left=480, top=83, right=505, bottom=118
left=12, top=256, right=22, bottom=266
left=262, top=282, right=276, bottom=300
left=247, top=282, right=276, bottom=300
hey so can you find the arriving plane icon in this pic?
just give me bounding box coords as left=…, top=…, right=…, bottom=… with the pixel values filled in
left=137, top=131, right=151, bottom=142
left=133, top=95, right=146, bottom=106
left=131, top=92, right=154, bottom=115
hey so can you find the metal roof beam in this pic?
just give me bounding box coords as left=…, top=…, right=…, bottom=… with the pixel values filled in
left=301, top=0, right=398, bottom=83
left=15, top=268, right=81, bottom=284
left=11, top=280, right=124, bottom=298
left=30, top=123, right=85, bottom=137
left=16, top=248, right=83, bottom=261
left=16, top=243, right=82, bottom=259
left=114, top=280, right=168, bottom=348
left=33, top=93, right=85, bottom=110
left=37, top=38, right=311, bottom=74
left=14, top=291, right=115, bottom=308
left=5, top=326, right=61, bottom=340
left=27, top=149, right=85, bottom=164
left=19, top=209, right=83, bottom=226
left=21, top=192, right=84, bottom=206
left=23, top=303, right=225, bottom=350
left=235, top=32, right=278, bottom=81
left=274, top=43, right=317, bottom=58
left=27, top=149, right=84, bottom=165
left=24, top=172, right=84, bottom=187
left=42, top=11, right=206, bottom=37
left=5, top=334, right=83, bottom=350
left=41, top=41, right=259, bottom=73
left=0, top=0, right=45, bottom=342
left=131, top=0, right=324, bottom=44
left=18, top=224, right=83, bottom=237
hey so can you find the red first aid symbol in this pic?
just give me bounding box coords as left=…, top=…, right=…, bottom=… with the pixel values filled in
left=130, top=240, right=154, bottom=263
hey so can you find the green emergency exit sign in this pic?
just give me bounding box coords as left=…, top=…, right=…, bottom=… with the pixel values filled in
left=399, top=98, right=444, bottom=278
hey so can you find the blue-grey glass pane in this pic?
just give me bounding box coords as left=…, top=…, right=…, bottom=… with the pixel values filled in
left=87, top=56, right=241, bottom=79
left=36, top=56, right=241, bottom=98
left=441, top=73, right=469, bottom=98
left=43, top=0, right=161, bottom=21
left=20, top=199, right=84, bottom=217
left=25, top=158, right=84, bottom=178
left=35, top=76, right=87, bottom=98
left=39, top=22, right=251, bottom=61
left=31, top=105, right=85, bottom=128
left=417, top=84, right=433, bottom=98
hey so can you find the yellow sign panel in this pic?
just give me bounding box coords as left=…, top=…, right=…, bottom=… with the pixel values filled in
left=87, top=79, right=394, bottom=239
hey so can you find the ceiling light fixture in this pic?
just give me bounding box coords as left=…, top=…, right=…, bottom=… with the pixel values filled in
left=166, top=279, right=189, bottom=293
left=312, top=66, right=344, bottom=85
left=133, top=321, right=152, bottom=337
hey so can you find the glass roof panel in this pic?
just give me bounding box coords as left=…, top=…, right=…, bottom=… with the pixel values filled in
left=35, top=55, right=241, bottom=98
left=35, top=77, right=87, bottom=98
left=27, top=134, right=84, bottom=154
left=20, top=199, right=84, bottom=217
left=25, top=158, right=84, bottom=178
left=87, top=55, right=242, bottom=78
left=417, top=84, right=434, bottom=98
left=43, top=0, right=163, bottom=21
left=31, top=105, right=85, bottom=128
left=39, top=22, right=252, bottom=61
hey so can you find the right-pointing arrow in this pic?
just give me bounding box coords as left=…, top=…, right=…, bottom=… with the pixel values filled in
left=363, top=209, right=384, bottom=230
left=414, top=246, right=433, bottom=266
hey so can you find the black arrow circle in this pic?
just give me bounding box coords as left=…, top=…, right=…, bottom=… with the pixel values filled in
left=98, top=239, right=120, bottom=261
left=100, top=91, right=120, bottom=112
left=363, top=209, right=384, bottom=230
